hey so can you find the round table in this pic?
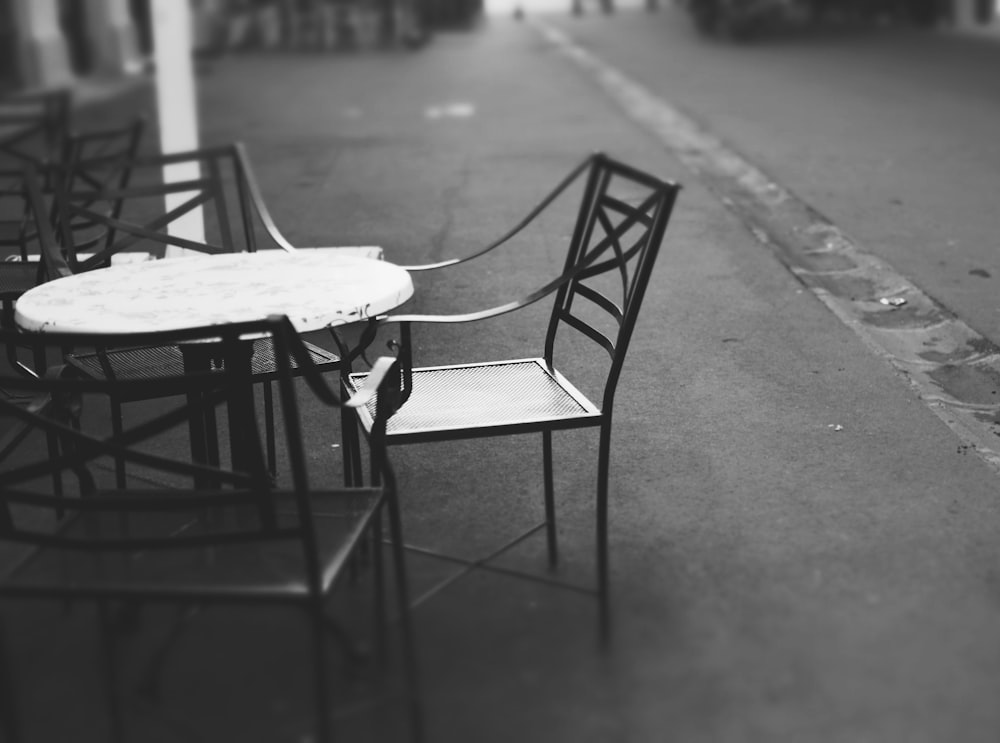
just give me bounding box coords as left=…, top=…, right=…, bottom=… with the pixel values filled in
left=15, top=250, right=414, bottom=334
left=14, top=250, right=414, bottom=476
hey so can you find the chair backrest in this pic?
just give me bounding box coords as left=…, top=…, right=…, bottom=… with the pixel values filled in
left=58, top=117, right=147, bottom=254
left=48, top=143, right=271, bottom=273
left=0, top=117, right=145, bottom=268
left=0, top=316, right=398, bottom=572
left=0, top=90, right=71, bottom=260
left=21, top=162, right=71, bottom=284
left=544, top=153, right=680, bottom=409
left=0, top=89, right=71, bottom=172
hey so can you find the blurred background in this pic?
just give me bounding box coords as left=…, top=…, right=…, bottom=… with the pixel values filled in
left=3, top=0, right=999, bottom=96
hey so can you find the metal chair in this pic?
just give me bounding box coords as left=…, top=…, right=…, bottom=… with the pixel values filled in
left=25, top=145, right=345, bottom=484
left=0, top=118, right=146, bottom=378
left=0, top=89, right=71, bottom=261
left=0, top=316, right=420, bottom=743
left=346, top=153, right=681, bottom=643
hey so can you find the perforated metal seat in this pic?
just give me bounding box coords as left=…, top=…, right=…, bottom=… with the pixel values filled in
left=350, top=359, right=600, bottom=439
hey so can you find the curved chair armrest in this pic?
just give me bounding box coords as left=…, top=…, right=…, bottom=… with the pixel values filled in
left=234, top=143, right=383, bottom=260
left=274, top=316, right=399, bottom=411
left=382, top=185, right=642, bottom=328
left=382, top=260, right=583, bottom=327
left=233, top=142, right=297, bottom=253
left=343, top=355, right=398, bottom=409
left=397, top=154, right=598, bottom=272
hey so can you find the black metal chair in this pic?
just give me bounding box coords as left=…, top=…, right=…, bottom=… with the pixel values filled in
left=345, top=153, right=681, bottom=643
left=0, top=90, right=71, bottom=331
left=0, top=89, right=71, bottom=260
left=0, top=118, right=146, bottom=378
left=25, top=145, right=345, bottom=484
left=0, top=316, right=420, bottom=743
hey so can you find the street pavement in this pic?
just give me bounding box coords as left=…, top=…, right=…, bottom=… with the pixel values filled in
left=9, top=11, right=1000, bottom=743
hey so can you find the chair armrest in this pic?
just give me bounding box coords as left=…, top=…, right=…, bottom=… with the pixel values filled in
left=233, top=143, right=297, bottom=252
left=383, top=212, right=622, bottom=328
left=235, top=143, right=384, bottom=259
left=343, top=355, right=398, bottom=409
left=397, top=154, right=597, bottom=272
left=274, top=317, right=399, bottom=412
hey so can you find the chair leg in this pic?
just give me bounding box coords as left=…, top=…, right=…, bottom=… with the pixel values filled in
left=136, top=604, right=201, bottom=702
left=310, top=606, right=333, bottom=743
left=0, top=616, right=22, bottom=743
left=45, top=430, right=64, bottom=508
left=542, top=430, right=559, bottom=568
left=341, top=406, right=364, bottom=487
left=97, top=601, right=126, bottom=743
left=111, top=399, right=126, bottom=489
left=371, top=513, right=387, bottom=668
left=263, top=381, right=277, bottom=479
left=596, top=425, right=612, bottom=646
left=30, top=342, right=46, bottom=379
left=382, top=481, right=423, bottom=743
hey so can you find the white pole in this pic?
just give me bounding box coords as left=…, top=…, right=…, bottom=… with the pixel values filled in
left=151, top=0, right=203, bottom=257
left=953, top=0, right=975, bottom=26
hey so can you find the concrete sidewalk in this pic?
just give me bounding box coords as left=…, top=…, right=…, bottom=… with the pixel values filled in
left=7, top=16, right=1000, bottom=743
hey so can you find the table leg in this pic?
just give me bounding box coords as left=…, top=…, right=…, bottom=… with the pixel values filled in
left=179, top=344, right=218, bottom=489
left=221, top=340, right=259, bottom=477
left=180, top=340, right=263, bottom=480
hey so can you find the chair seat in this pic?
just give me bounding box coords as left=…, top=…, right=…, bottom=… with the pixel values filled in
left=348, top=358, right=601, bottom=441
left=0, top=489, right=382, bottom=602
left=67, top=337, right=341, bottom=399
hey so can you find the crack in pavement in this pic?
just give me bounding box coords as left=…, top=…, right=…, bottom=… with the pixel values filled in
left=533, top=18, right=1000, bottom=473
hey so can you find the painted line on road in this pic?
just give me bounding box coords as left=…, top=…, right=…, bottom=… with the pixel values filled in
left=533, top=19, right=1000, bottom=472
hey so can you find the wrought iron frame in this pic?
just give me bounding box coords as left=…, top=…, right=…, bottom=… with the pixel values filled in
left=0, top=316, right=420, bottom=743
left=346, top=152, right=682, bottom=643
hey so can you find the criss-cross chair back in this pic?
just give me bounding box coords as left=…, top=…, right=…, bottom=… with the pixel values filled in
left=52, top=143, right=264, bottom=272
left=53, top=117, right=147, bottom=260
left=0, top=89, right=70, bottom=176
left=0, top=90, right=71, bottom=267
left=543, top=155, right=678, bottom=407
left=0, top=319, right=306, bottom=530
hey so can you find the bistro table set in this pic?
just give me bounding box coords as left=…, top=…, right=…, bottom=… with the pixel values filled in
left=0, top=87, right=682, bottom=742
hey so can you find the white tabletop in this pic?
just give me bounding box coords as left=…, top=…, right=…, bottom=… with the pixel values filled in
left=15, top=250, right=414, bottom=335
